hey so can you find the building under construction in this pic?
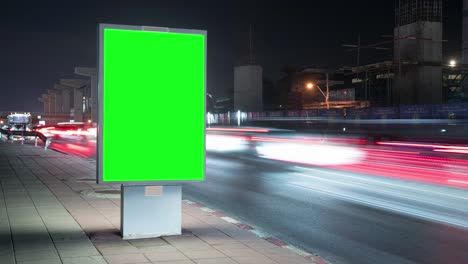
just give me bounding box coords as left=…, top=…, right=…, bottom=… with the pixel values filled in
left=337, top=0, right=468, bottom=107
left=394, top=0, right=443, bottom=105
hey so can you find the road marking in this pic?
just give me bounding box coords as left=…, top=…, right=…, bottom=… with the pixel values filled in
left=362, top=158, right=468, bottom=176
left=250, top=229, right=267, bottom=238
left=200, top=207, right=215, bottom=213
left=183, top=200, right=325, bottom=263
left=448, top=179, right=468, bottom=185
left=284, top=245, right=311, bottom=257
left=265, top=237, right=288, bottom=246
left=220, top=216, right=239, bottom=224
left=295, top=166, right=468, bottom=200
left=287, top=182, right=468, bottom=229
left=291, top=172, right=468, bottom=212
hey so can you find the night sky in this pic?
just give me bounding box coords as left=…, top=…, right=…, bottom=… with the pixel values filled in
left=0, top=0, right=462, bottom=112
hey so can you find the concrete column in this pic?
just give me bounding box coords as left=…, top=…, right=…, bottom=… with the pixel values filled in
left=59, top=79, right=89, bottom=121
left=74, top=67, right=97, bottom=123
left=73, top=88, right=84, bottom=122
left=90, top=74, right=97, bottom=123
left=49, top=89, right=65, bottom=114
left=61, top=88, right=72, bottom=113
left=39, top=95, right=51, bottom=114
left=54, top=94, right=62, bottom=114
left=46, top=94, right=54, bottom=114
left=49, top=94, right=57, bottom=114
left=55, top=84, right=73, bottom=114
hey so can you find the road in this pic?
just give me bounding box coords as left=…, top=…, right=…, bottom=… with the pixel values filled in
left=183, top=153, right=468, bottom=264
left=37, top=123, right=468, bottom=263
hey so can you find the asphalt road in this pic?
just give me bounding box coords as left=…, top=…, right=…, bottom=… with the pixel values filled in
left=183, top=153, right=468, bottom=264
left=38, top=121, right=468, bottom=263
left=243, top=119, right=468, bottom=143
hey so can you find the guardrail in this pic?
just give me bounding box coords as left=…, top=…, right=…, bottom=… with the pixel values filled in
left=0, top=129, right=51, bottom=149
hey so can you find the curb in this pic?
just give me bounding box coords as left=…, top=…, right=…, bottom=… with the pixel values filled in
left=183, top=200, right=330, bottom=264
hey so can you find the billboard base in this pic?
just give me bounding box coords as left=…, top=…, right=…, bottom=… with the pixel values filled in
left=121, top=185, right=181, bottom=239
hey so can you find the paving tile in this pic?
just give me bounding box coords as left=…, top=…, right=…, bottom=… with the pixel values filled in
left=137, top=245, right=179, bottom=254
left=6, top=207, right=37, bottom=215
left=268, top=254, right=313, bottom=264
left=49, top=230, right=90, bottom=242
left=198, top=237, right=237, bottom=245
left=104, top=253, right=150, bottom=264
left=46, top=223, right=86, bottom=231
left=0, top=240, right=14, bottom=254
left=232, top=256, right=278, bottom=264
left=172, top=242, right=213, bottom=251
left=17, top=259, right=62, bottom=264
left=36, top=207, right=70, bottom=215
left=12, top=232, right=52, bottom=242
left=99, top=245, right=140, bottom=255
left=164, top=237, right=212, bottom=251
left=0, top=217, right=10, bottom=226
left=254, top=247, right=298, bottom=256
left=242, top=240, right=280, bottom=249
left=62, top=256, right=108, bottom=264
left=5, top=202, right=35, bottom=208
left=1, top=143, right=313, bottom=264
left=94, top=241, right=132, bottom=249
left=0, top=253, right=15, bottom=264
left=180, top=249, right=226, bottom=259
left=212, top=243, right=250, bottom=251
left=145, top=251, right=189, bottom=262
left=193, top=258, right=238, bottom=264
left=13, top=240, right=56, bottom=252
left=129, top=238, right=168, bottom=248
left=89, top=200, right=118, bottom=209
left=152, top=261, right=195, bottom=264
left=15, top=249, right=60, bottom=262
left=55, top=240, right=100, bottom=258
left=9, top=219, right=44, bottom=228
left=217, top=248, right=265, bottom=258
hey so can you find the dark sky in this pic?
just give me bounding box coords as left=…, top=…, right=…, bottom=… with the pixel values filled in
left=0, top=0, right=462, bottom=112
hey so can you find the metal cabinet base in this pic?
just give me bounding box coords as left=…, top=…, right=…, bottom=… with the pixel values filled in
left=121, top=185, right=181, bottom=239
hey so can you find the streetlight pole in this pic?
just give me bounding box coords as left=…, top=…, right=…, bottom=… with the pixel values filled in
left=325, top=73, right=329, bottom=109
left=307, top=80, right=329, bottom=109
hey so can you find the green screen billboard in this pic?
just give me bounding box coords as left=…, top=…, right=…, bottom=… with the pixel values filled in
left=97, top=24, right=206, bottom=184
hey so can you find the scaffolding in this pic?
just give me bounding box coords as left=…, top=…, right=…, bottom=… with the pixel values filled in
left=399, top=0, right=442, bottom=26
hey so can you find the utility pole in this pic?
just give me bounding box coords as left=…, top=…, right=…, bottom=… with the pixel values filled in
left=357, top=34, right=361, bottom=67
left=397, top=0, right=402, bottom=75
left=249, top=24, right=253, bottom=64
left=342, top=35, right=390, bottom=66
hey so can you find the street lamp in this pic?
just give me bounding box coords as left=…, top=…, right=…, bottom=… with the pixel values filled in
left=305, top=73, right=330, bottom=109
left=449, top=60, right=457, bottom=67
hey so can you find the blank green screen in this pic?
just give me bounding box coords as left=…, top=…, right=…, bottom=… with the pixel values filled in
left=101, top=28, right=205, bottom=182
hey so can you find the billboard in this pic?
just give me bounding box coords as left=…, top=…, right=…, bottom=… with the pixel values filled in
left=98, top=24, right=206, bottom=184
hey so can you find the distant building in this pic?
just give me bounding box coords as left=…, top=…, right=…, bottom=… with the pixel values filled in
left=274, top=67, right=346, bottom=110
left=213, top=97, right=233, bottom=113
left=334, top=0, right=456, bottom=107
left=234, top=65, right=263, bottom=112
left=38, top=79, right=90, bottom=124
left=273, top=66, right=296, bottom=109
left=394, top=0, right=443, bottom=104
left=344, top=62, right=395, bottom=106
left=38, top=67, right=96, bottom=124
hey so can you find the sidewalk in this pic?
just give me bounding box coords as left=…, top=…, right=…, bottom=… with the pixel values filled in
left=0, top=141, right=322, bottom=264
